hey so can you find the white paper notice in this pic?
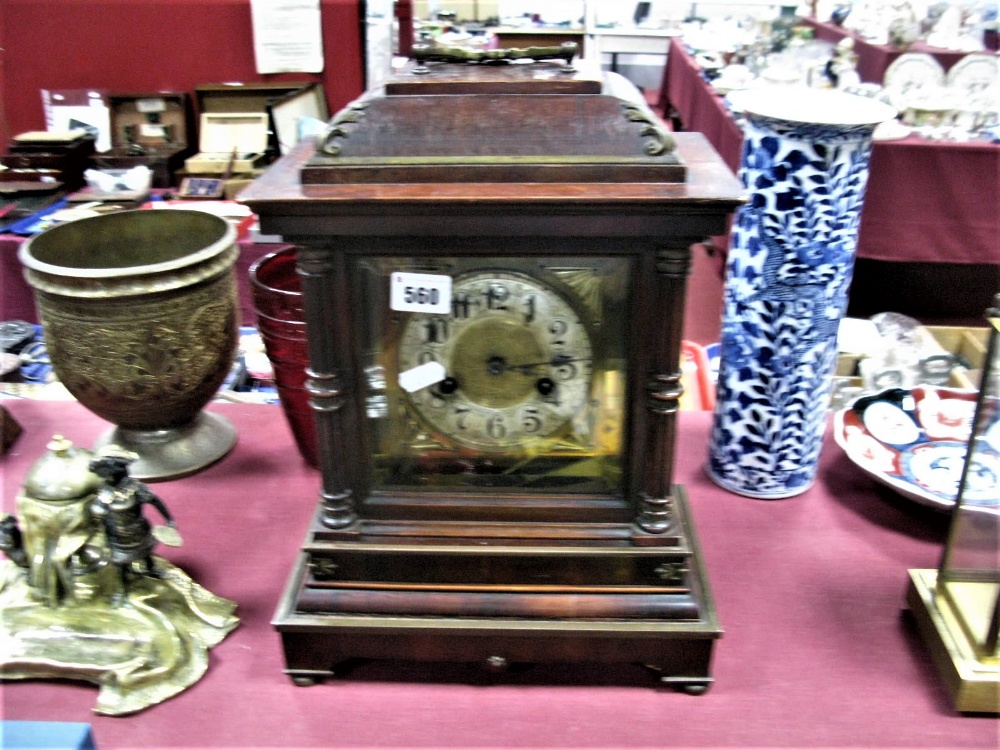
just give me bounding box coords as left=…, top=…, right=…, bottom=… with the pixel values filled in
left=250, top=0, right=324, bottom=74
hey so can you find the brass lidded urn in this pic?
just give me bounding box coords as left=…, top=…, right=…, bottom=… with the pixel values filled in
left=19, top=209, right=239, bottom=480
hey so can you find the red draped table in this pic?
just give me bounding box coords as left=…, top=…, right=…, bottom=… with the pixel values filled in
left=802, top=17, right=972, bottom=83
left=659, top=37, right=1000, bottom=319
left=0, top=398, right=996, bottom=748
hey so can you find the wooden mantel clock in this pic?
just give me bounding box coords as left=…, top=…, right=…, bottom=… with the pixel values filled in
left=241, top=49, right=743, bottom=693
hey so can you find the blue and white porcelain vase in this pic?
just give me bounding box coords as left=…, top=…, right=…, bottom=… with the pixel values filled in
left=708, top=88, right=895, bottom=499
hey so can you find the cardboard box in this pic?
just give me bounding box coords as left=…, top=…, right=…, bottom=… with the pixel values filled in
left=184, top=113, right=269, bottom=174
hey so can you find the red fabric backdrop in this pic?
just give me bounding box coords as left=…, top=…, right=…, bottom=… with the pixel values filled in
left=0, top=0, right=365, bottom=146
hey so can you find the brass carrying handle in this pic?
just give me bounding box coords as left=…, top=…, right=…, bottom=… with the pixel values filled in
left=411, top=42, right=578, bottom=68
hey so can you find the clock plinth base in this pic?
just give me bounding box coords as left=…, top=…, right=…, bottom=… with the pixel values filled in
left=273, top=489, right=720, bottom=691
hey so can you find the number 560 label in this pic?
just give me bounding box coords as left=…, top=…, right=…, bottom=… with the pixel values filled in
left=390, top=272, right=452, bottom=315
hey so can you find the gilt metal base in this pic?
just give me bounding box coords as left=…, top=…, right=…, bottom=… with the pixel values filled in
left=0, top=556, right=238, bottom=715
left=906, top=569, right=1000, bottom=714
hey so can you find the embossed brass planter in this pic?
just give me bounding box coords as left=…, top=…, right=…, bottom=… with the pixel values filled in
left=19, top=210, right=239, bottom=479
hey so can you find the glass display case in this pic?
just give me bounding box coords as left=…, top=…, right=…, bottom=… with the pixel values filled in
left=907, top=293, right=1000, bottom=714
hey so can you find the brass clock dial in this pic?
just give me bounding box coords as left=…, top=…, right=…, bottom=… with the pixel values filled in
left=397, top=271, right=594, bottom=453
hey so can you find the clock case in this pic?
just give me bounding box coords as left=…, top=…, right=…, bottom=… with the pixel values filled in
left=241, top=57, right=744, bottom=691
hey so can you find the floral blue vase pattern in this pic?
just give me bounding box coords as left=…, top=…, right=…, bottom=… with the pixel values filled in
left=707, top=112, right=882, bottom=498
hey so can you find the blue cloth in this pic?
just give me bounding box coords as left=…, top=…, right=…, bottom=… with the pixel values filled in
left=5, top=199, right=70, bottom=236
left=0, top=721, right=96, bottom=750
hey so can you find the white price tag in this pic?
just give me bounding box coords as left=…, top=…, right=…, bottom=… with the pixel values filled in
left=390, top=272, right=452, bottom=314
left=398, top=361, right=446, bottom=393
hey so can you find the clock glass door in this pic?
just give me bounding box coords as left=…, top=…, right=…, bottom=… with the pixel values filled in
left=352, top=254, right=632, bottom=501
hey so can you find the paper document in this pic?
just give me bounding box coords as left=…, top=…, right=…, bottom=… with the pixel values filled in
left=250, top=0, right=324, bottom=74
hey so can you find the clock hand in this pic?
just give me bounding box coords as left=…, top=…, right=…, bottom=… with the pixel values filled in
left=488, top=354, right=592, bottom=376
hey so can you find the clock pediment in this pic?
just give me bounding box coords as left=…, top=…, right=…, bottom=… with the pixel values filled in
left=303, top=61, right=683, bottom=185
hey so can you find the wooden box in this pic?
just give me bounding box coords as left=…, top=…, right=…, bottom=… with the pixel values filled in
left=95, top=92, right=194, bottom=187
left=2, top=130, right=97, bottom=190
left=835, top=325, right=989, bottom=391
left=195, top=82, right=325, bottom=162
left=925, top=325, right=989, bottom=389
left=184, top=113, right=269, bottom=175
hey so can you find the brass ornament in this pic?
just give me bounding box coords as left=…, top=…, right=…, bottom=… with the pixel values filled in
left=36, top=280, right=237, bottom=426
left=621, top=101, right=677, bottom=156
left=0, top=437, right=238, bottom=715
left=19, top=209, right=240, bottom=480
left=319, top=100, right=369, bottom=156
left=410, top=42, right=579, bottom=71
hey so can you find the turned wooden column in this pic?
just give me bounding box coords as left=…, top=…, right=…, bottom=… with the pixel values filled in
left=636, top=239, right=697, bottom=534
left=297, top=243, right=357, bottom=529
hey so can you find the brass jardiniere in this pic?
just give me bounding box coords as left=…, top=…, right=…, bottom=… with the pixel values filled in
left=19, top=209, right=239, bottom=479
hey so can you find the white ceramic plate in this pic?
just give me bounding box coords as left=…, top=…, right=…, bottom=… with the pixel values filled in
left=946, top=53, right=999, bottom=99
left=833, top=386, right=999, bottom=510
left=883, top=52, right=946, bottom=93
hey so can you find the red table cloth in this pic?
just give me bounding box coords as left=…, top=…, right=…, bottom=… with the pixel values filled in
left=0, top=398, right=996, bottom=748
left=660, top=38, right=1000, bottom=267
left=804, top=18, right=973, bottom=84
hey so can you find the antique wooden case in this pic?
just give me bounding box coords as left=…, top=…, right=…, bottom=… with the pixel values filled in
left=195, top=82, right=326, bottom=164
left=2, top=130, right=97, bottom=191
left=184, top=113, right=270, bottom=175
left=96, top=92, right=195, bottom=187
left=241, top=57, right=743, bottom=691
